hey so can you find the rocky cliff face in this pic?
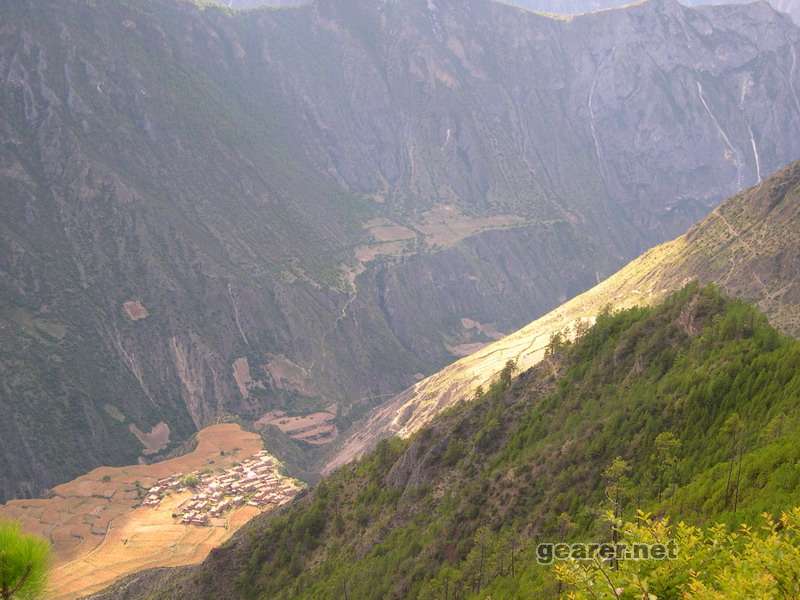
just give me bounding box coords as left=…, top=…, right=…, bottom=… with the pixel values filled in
left=2, top=0, right=800, bottom=500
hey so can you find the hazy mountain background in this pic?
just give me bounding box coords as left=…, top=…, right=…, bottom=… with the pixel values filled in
left=223, top=0, right=800, bottom=25
left=505, top=0, right=799, bottom=23
left=3, top=0, right=800, bottom=502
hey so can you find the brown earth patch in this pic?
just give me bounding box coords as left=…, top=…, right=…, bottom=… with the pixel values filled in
left=264, top=354, right=318, bottom=397
left=362, top=218, right=417, bottom=243
left=417, top=205, right=526, bottom=248
left=129, top=422, right=171, bottom=456
left=256, top=407, right=338, bottom=446
left=354, top=240, right=414, bottom=264
left=350, top=208, right=529, bottom=271
left=460, top=318, right=505, bottom=341
left=232, top=357, right=254, bottom=399
left=122, top=300, right=149, bottom=321
left=49, top=494, right=262, bottom=600
left=349, top=218, right=418, bottom=265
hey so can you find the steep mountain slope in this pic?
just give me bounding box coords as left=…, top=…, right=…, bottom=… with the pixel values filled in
left=3, top=0, right=800, bottom=501
left=91, top=285, right=800, bottom=598
left=327, top=160, right=800, bottom=473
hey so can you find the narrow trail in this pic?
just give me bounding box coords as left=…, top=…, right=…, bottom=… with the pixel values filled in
left=716, top=211, right=754, bottom=256
left=716, top=211, right=745, bottom=287
left=309, top=267, right=363, bottom=378
left=587, top=47, right=620, bottom=230
left=335, top=268, right=362, bottom=327
left=758, top=282, right=793, bottom=318
left=696, top=81, right=744, bottom=190
left=715, top=211, right=768, bottom=294
left=336, top=291, right=357, bottom=325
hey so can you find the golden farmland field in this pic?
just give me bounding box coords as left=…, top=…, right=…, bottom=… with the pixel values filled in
left=0, top=424, right=268, bottom=600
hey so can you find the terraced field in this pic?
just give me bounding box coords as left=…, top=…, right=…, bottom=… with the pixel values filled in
left=0, top=424, right=273, bottom=600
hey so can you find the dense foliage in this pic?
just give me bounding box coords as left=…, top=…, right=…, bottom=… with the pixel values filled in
left=146, top=285, right=800, bottom=599
left=0, top=521, right=50, bottom=600
left=555, top=508, right=800, bottom=599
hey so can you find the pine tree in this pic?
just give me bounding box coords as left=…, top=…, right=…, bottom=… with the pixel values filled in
left=0, top=521, right=50, bottom=600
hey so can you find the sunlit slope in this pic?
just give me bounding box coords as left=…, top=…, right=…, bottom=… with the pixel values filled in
left=325, top=161, right=800, bottom=472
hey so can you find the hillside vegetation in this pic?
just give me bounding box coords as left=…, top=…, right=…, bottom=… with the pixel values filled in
left=102, top=284, right=800, bottom=598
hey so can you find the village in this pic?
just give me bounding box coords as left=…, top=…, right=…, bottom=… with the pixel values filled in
left=141, top=451, right=303, bottom=526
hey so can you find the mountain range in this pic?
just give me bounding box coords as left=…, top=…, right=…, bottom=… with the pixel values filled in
left=222, top=0, right=800, bottom=25
left=4, top=0, right=800, bottom=596
left=3, top=0, right=800, bottom=505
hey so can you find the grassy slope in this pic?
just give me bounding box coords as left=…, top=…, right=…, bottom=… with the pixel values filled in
left=126, top=284, right=800, bottom=599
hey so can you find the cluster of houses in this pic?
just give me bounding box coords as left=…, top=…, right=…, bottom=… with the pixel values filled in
left=141, top=451, right=302, bottom=526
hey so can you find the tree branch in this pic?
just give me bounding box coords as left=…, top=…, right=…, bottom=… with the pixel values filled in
left=7, top=564, right=32, bottom=599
